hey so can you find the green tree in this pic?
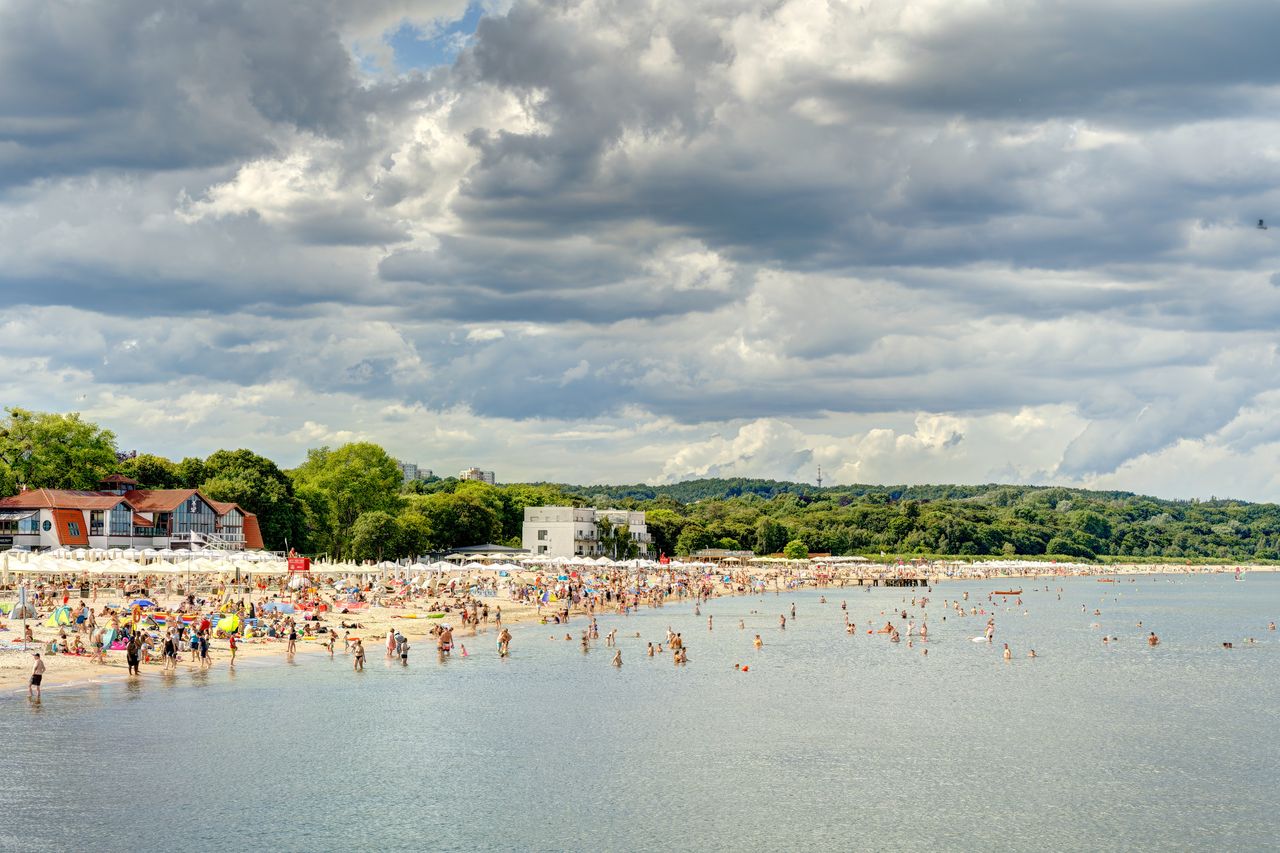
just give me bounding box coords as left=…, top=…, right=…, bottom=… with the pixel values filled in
left=408, top=492, right=501, bottom=550
left=782, top=539, right=809, bottom=560
left=675, top=522, right=712, bottom=556
left=396, top=508, right=434, bottom=557
left=753, top=517, right=789, bottom=555
left=351, top=510, right=401, bottom=563
left=0, top=408, right=118, bottom=490
left=118, top=453, right=181, bottom=488
left=200, top=448, right=307, bottom=551
left=176, top=456, right=208, bottom=488
left=289, top=443, right=403, bottom=557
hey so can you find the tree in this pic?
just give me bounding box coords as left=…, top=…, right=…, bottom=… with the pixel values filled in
left=0, top=408, right=118, bottom=490
left=351, top=511, right=401, bottom=563
left=675, top=522, right=712, bottom=556
left=408, top=492, right=501, bottom=551
left=200, top=448, right=307, bottom=551
left=782, top=539, right=809, bottom=560
left=289, top=443, right=403, bottom=557
left=645, top=508, right=684, bottom=557
left=753, top=518, right=789, bottom=555
left=118, top=453, right=181, bottom=489
left=396, top=508, right=434, bottom=558
left=176, top=456, right=207, bottom=488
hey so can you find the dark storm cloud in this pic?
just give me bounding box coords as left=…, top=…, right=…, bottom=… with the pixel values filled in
left=0, top=0, right=361, bottom=187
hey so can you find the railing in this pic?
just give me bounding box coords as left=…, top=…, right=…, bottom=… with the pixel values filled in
left=172, top=530, right=242, bottom=551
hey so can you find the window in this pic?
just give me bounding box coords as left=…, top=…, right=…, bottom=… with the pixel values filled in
left=90, top=510, right=104, bottom=536
left=110, top=504, right=132, bottom=536
left=537, top=529, right=548, bottom=541
left=19, top=515, right=40, bottom=535
left=68, top=522, right=81, bottom=538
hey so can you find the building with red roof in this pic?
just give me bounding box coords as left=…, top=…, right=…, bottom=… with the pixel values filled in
left=0, top=476, right=266, bottom=551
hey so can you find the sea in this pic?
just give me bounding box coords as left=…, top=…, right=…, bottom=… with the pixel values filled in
left=3, top=574, right=1278, bottom=852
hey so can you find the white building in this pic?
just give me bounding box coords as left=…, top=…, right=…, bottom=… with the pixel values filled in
left=522, top=506, right=651, bottom=558
left=396, top=461, right=431, bottom=483
left=459, top=467, right=496, bottom=485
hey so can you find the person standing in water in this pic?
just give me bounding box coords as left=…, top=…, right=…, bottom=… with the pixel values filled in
left=779, top=614, right=786, bottom=630
left=29, top=652, right=44, bottom=699
left=1002, top=643, right=1012, bottom=660
left=498, top=628, right=512, bottom=657
left=612, top=649, right=622, bottom=667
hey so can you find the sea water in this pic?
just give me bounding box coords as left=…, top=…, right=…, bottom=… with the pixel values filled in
left=3, top=574, right=1278, bottom=852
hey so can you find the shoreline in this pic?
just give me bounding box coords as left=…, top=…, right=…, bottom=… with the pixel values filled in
left=3, top=563, right=1269, bottom=698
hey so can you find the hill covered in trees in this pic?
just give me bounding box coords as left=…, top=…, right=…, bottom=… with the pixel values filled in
left=2, top=408, right=1276, bottom=562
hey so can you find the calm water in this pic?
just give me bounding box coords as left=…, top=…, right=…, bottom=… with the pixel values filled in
left=4, top=575, right=1279, bottom=852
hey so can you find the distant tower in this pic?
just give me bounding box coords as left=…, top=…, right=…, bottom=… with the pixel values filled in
left=816, top=465, right=823, bottom=489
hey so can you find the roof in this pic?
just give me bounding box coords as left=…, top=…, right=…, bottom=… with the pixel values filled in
left=0, top=489, right=127, bottom=511
left=52, top=508, right=89, bottom=546
left=451, top=543, right=529, bottom=554
left=100, top=474, right=138, bottom=484
left=121, top=488, right=199, bottom=512
left=243, top=515, right=265, bottom=550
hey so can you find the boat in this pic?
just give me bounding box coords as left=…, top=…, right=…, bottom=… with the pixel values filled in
left=992, top=589, right=1022, bottom=596
left=1097, top=578, right=1116, bottom=583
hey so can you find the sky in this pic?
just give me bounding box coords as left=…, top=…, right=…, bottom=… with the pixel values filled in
left=2, top=0, right=1280, bottom=499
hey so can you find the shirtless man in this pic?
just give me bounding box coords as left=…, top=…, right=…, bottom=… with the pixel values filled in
left=29, top=652, right=45, bottom=699
left=498, top=628, right=512, bottom=657
left=1147, top=632, right=1159, bottom=646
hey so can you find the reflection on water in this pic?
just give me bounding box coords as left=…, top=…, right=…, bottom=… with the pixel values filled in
left=3, top=574, right=1279, bottom=852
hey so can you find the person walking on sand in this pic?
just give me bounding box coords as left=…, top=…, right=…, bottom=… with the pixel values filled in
left=228, top=633, right=238, bottom=666
left=353, top=638, right=365, bottom=671
left=29, top=652, right=45, bottom=699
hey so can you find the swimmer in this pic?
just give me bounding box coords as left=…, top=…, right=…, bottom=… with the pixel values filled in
left=612, top=650, right=622, bottom=667
left=1002, top=643, right=1012, bottom=660
left=754, top=634, right=763, bottom=649
left=1028, top=649, right=1037, bottom=658
left=1147, top=632, right=1159, bottom=647
left=738, top=619, right=745, bottom=630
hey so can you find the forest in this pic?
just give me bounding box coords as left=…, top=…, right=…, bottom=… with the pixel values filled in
left=2, top=409, right=1276, bottom=563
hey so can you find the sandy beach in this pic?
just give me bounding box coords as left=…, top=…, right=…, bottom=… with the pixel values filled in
left=3, top=560, right=1271, bottom=696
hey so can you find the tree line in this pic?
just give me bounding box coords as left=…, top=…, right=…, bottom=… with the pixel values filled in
left=3, top=407, right=1279, bottom=562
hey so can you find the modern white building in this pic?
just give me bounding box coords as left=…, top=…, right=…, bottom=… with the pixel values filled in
left=459, top=467, right=496, bottom=485
left=396, top=461, right=431, bottom=483
left=522, top=506, right=651, bottom=558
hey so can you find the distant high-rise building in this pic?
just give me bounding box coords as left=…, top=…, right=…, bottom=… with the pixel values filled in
left=459, top=466, right=496, bottom=485
left=396, top=461, right=431, bottom=483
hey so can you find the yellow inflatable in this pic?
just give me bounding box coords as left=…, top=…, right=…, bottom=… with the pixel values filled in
left=216, top=615, right=240, bottom=634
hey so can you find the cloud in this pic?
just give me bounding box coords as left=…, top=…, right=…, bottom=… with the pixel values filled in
left=4, top=1, right=1280, bottom=498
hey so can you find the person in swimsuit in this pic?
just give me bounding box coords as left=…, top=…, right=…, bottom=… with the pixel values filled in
left=29, top=652, right=44, bottom=699
left=353, top=638, right=365, bottom=671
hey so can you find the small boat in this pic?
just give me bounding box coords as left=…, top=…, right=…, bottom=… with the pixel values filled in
left=992, top=589, right=1022, bottom=596
left=1097, top=578, right=1116, bottom=583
